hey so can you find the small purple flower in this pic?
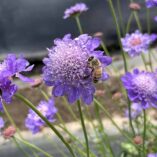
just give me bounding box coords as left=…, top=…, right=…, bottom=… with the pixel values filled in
left=0, top=77, right=17, bottom=111
left=146, top=0, right=157, bottom=8
left=25, top=98, right=57, bottom=134
left=147, top=153, right=157, bottom=157
left=154, top=16, right=157, bottom=22
left=0, top=54, right=34, bottom=111
left=63, top=3, right=88, bottom=19
left=121, top=69, right=157, bottom=109
left=0, top=117, right=4, bottom=129
left=43, top=34, right=112, bottom=105
left=125, top=103, right=142, bottom=119
left=121, top=30, right=157, bottom=57
left=0, top=54, right=34, bottom=82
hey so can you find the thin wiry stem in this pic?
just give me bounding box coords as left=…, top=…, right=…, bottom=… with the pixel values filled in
left=75, top=16, right=83, bottom=34
left=77, top=100, right=89, bottom=157
left=15, top=93, right=76, bottom=157
left=142, top=110, right=147, bottom=157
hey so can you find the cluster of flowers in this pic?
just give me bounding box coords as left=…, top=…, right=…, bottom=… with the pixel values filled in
left=0, top=1, right=157, bottom=156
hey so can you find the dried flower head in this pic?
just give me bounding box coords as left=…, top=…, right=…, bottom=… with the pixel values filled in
left=43, top=34, right=112, bottom=104
left=122, top=69, right=157, bottom=109
left=121, top=30, right=157, bottom=57
left=129, top=2, right=141, bottom=10
left=133, top=136, right=143, bottom=145
left=146, top=0, right=157, bottom=8
left=3, top=126, right=16, bottom=139
left=0, top=54, right=34, bottom=111
left=25, top=98, right=57, bottom=134
left=63, top=3, right=88, bottom=19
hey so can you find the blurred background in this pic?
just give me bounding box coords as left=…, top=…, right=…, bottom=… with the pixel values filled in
left=0, top=0, right=156, bottom=59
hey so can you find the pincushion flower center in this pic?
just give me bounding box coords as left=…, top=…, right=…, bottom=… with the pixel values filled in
left=130, top=37, right=142, bottom=46
left=133, top=74, right=156, bottom=95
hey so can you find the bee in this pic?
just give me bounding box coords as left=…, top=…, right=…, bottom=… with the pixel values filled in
left=87, top=56, right=103, bottom=83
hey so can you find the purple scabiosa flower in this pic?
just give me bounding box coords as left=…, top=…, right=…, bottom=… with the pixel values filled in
left=147, top=153, right=157, bottom=157
left=125, top=103, right=142, bottom=119
left=121, top=30, right=157, bottom=57
left=25, top=99, right=57, bottom=134
left=43, top=34, right=112, bottom=104
left=0, top=54, right=34, bottom=82
left=122, top=69, right=157, bottom=109
left=63, top=3, right=88, bottom=19
left=146, top=0, right=157, bottom=8
left=0, top=77, right=17, bottom=111
left=0, top=117, right=4, bottom=129
left=0, top=54, right=34, bottom=111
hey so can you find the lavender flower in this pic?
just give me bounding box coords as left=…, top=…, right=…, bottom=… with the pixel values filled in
left=43, top=34, right=112, bottom=104
left=0, top=117, right=4, bottom=129
left=0, top=54, right=34, bottom=111
left=147, top=153, right=157, bottom=157
left=146, top=0, right=157, bottom=8
left=122, top=69, right=157, bottom=109
left=25, top=99, right=57, bottom=134
left=121, top=30, right=157, bottom=57
left=63, top=3, right=88, bottom=19
left=125, top=103, right=142, bottom=119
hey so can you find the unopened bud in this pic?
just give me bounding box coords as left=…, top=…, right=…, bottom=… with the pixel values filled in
left=112, top=92, right=122, bottom=101
left=129, top=3, right=141, bottom=11
left=3, top=126, right=16, bottom=139
left=95, top=90, right=105, bottom=97
left=93, top=32, right=104, bottom=39
left=133, top=136, right=143, bottom=145
left=31, top=78, right=43, bottom=88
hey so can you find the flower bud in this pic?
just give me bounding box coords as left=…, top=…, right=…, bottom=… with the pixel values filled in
left=3, top=126, right=16, bottom=139
left=93, top=32, right=104, bottom=39
left=112, top=92, right=122, bottom=101
left=129, top=3, right=141, bottom=11
left=133, top=136, right=143, bottom=145
left=95, top=90, right=105, bottom=97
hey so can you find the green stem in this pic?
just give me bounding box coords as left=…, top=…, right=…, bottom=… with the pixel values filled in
left=94, top=102, right=115, bottom=157
left=94, top=98, right=132, bottom=142
left=75, top=16, right=83, bottom=34
left=142, top=110, right=147, bottom=157
left=12, top=137, right=32, bottom=157
left=126, top=13, right=133, bottom=33
left=15, top=93, right=76, bottom=157
left=141, top=54, right=148, bottom=71
left=2, top=102, right=23, bottom=139
left=127, top=97, right=136, bottom=136
left=107, top=0, right=128, bottom=73
left=15, top=137, right=54, bottom=157
left=146, top=8, right=151, bottom=34
left=117, top=0, right=125, bottom=35
left=77, top=100, right=89, bottom=157
left=133, top=11, right=142, bottom=32
left=148, top=52, right=153, bottom=71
